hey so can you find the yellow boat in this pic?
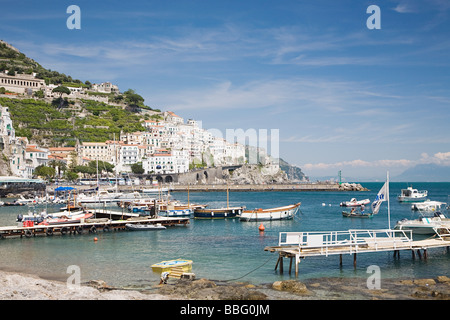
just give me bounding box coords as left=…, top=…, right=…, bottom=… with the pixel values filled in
left=151, top=259, right=193, bottom=273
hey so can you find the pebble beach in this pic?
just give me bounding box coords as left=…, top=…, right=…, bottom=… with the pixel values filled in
left=1, top=268, right=450, bottom=300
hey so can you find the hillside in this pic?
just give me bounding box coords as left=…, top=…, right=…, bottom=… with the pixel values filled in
left=0, top=97, right=162, bottom=147
left=394, top=163, right=450, bottom=182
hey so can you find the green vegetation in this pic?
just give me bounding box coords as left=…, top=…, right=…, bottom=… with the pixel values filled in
left=0, top=97, right=147, bottom=146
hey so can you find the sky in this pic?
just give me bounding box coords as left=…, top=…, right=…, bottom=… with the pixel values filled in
left=1, top=0, right=450, bottom=180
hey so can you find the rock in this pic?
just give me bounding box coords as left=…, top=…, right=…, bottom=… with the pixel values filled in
left=272, top=280, right=311, bottom=296
left=437, top=276, right=450, bottom=284
left=88, top=280, right=110, bottom=291
left=413, top=279, right=436, bottom=286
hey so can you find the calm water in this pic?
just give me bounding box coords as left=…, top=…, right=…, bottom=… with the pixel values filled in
left=0, top=182, right=449, bottom=288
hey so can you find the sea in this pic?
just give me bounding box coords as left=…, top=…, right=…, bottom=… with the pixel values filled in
left=0, top=182, right=449, bottom=289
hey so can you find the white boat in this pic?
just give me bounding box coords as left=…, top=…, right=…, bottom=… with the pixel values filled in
left=239, top=203, right=301, bottom=221
left=142, top=187, right=169, bottom=194
left=125, top=223, right=166, bottom=231
left=78, top=190, right=143, bottom=205
left=340, top=198, right=370, bottom=207
left=394, top=211, right=450, bottom=235
left=398, top=186, right=427, bottom=202
left=411, top=200, right=447, bottom=212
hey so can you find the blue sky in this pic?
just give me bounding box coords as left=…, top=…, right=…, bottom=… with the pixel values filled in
left=1, top=0, right=450, bottom=180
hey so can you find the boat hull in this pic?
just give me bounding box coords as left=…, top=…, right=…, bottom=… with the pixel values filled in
left=158, top=209, right=192, bottom=217
left=342, top=211, right=373, bottom=218
left=239, top=203, right=301, bottom=221
left=151, top=259, right=193, bottom=273
left=193, top=207, right=243, bottom=219
left=125, top=223, right=166, bottom=231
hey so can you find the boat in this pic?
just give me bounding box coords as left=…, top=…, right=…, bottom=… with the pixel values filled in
left=38, top=212, right=94, bottom=225
left=239, top=203, right=301, bottom=221
left=158, top=209, right=192, bottom=217
left=125, top=223, right=166, bottom=231
left=342, top=208, right=373, bottom=218
left=194, top=206, right=244, bottom=219
left=411, top=200, right=447, bottom=212
left=340, top=198, right=370, bottom=207
left=193, top=184, right=244, bottom=219
left=151, top=259, right=193, bottom=273
left=86, top=208, right=140, bottom=220
left=77, top=189, right=143, bottom=205
left=142, top=187, right=169, bottom=194
left=394, top=211, right=450, bottom=235
left=398, top=186, right=427, bottom=202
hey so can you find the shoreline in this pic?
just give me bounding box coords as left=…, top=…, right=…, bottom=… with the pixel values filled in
left=40, top=182, right=369, bottom=194
left=1, top=268, right=449, bottom=300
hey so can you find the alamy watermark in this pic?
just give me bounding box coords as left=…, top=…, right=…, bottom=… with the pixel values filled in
left=366, top=265, right=381, bottom=290
left=67, top=5, right=81, bottom=30
left=67, top=265, right=81, bottom=290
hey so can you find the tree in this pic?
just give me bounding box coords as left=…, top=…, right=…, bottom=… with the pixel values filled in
left=52, top=86, right=71, bottom=109
left=123, top=89, right=145, bottom=112
left=33, top=165, right=56, bottom=180
left=131, top=162, right=145, bottom=174
left=64, top=170, right=79, bottom=181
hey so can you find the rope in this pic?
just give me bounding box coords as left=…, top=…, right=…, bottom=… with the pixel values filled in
left=211, top=256, right=274, bottom=283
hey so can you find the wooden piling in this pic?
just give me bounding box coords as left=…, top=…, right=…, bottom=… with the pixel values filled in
left=353, top=253, right=357, bottom=268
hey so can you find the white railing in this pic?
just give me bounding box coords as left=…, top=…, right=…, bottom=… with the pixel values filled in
left=279, top=229, right=413, bottom=256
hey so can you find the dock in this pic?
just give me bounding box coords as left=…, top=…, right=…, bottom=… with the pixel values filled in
left=264, top=228, right=450, bottom=276
left=0, top=216, right=189, bottom=239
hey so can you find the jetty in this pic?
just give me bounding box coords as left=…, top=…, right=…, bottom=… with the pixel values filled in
left=0, top=216, right=189, bottom=239
left=265, top=228, right=450, bottom=276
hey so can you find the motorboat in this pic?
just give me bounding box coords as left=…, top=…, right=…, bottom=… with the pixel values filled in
left=35, top=212, right=94, bottom=226
left=78, top=189, right=143, bottom=205
left=411, top=200, right=447, bottom=212
left=398, top=186, right=427, bottom=202
left=340, top=198, right=370, bottom=207
left=86, top=208, right=140, bottom=220
left=239, top=203, right=301, bottom=221
left=394, top=211, right=450, bottom=235
left=125, top=223, right=166, bottom=231
left=151, top=259, right=193, bottom=273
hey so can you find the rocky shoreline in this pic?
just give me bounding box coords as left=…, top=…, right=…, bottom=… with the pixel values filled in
left=1, top=269, right=449, bottom=300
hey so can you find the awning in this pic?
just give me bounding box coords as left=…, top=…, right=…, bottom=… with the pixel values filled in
left=54, top=186, right=75, bottom=191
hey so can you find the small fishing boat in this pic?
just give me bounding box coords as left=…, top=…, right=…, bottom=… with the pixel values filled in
left=340, top=198, right=370, bottom=207
left=125, top=223, right=166, bottom=231
left=398, top=186, right=427, bottom=202
left=194, top=207, right=244, bottom=219
left=151, top=259, right=193, bottom=273
left=342, top=208, right=373, bottom=218
left=158, top=209, right=192, bottom=217
left=239, top=203, right=301, bottom=221
left=193, top=184, right=243, bottom=219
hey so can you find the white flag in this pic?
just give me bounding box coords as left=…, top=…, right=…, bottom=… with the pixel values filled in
left=372, top=182, right=388, bottom=214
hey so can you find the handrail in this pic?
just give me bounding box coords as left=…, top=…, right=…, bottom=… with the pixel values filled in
left=279, top=229, right=413, bottom=255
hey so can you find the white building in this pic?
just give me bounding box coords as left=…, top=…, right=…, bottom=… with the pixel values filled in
left=0, top=72, right=46, bottom=94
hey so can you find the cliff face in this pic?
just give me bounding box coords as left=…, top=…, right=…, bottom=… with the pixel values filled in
left=279, top=158, right=308, bottom=182
left=225, top=164, right=289, bottom=184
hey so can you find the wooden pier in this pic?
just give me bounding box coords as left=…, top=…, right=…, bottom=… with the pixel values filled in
left=265, top=228, right=450, bottom=276
left=0, top=216, right=189, bottom=239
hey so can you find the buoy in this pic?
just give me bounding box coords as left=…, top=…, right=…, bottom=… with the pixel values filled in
left=94, top=237, right=98, bottom=242
left=258, top=223, right=265, bottom=231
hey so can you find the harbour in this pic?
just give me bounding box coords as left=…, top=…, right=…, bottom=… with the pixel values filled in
left=0, top=182, right=449, bottom=292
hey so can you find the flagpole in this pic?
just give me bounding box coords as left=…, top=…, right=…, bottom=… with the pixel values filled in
left=387, top=171, right=391, bottom=230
